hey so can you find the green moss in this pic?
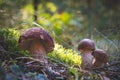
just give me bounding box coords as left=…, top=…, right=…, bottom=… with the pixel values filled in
left=48, top=43, right=82, bottom=66
left=0, top=28, right=29, bottom=59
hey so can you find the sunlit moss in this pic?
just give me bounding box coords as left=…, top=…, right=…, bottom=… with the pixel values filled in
left=48, top=43, right=82, bottom=66
left=0, top=28, right=29, bottom=57
left=0, top=28, right=20, bottom=51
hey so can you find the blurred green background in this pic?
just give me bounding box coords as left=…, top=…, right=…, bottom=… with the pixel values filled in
left=0, top=0, right=120, bottom=61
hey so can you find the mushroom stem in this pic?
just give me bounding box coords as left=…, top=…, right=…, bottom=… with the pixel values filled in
left=81, top=51, right=93, bottom=69
left=30, top=40, right=48, bottom=64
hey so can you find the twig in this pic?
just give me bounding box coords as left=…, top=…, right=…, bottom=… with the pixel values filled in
left=16, top=57, right=45, bottom=64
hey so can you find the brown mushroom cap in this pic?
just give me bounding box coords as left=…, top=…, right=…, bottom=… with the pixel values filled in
left=18, top=27, right=54, bottom=53
left=78, top=39, right=95, bottom=52
left=92, top=49, right=109, bottom=63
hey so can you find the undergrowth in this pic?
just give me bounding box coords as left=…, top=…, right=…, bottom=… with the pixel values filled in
left=0, top=28, right=119, bottom=80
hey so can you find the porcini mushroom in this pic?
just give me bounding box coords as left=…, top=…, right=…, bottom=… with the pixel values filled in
left=78, top=39, right=95, bottom=69
left=92, top=49, right=109, bottom=68
left=18, top=28, right=54, bottom=64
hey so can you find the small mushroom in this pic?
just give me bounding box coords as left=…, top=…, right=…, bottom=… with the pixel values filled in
left=18, top=28, right=54, bottom=63
left=92, top=49, right=109, bottom=68
left=78, top=39, right=95, bottom=69
left=78, top=39, right=95, bottom=53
